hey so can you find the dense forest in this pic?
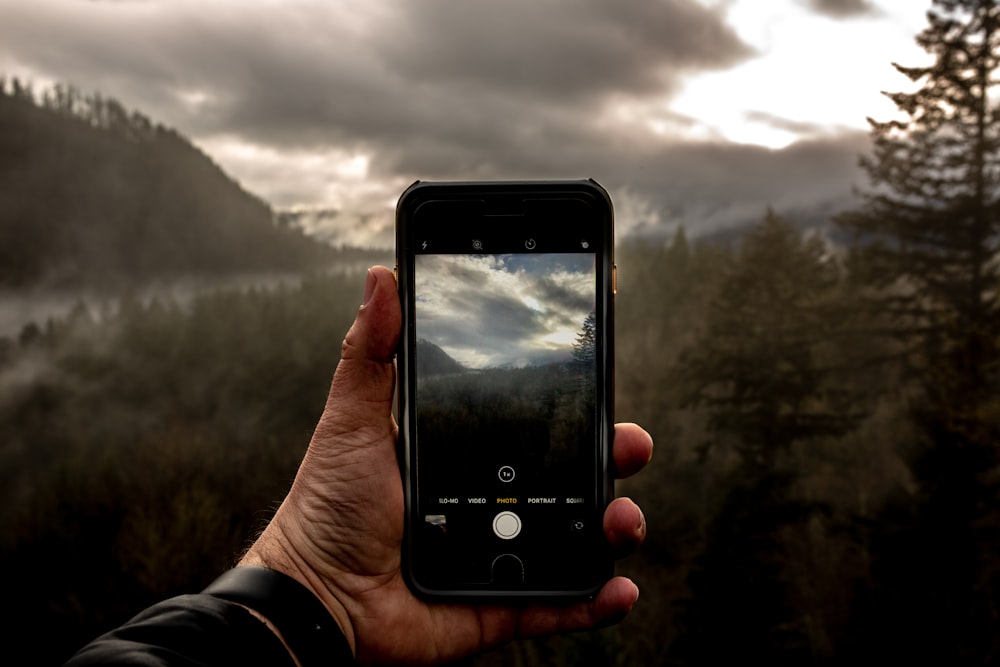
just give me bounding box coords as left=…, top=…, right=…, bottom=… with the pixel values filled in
left=2, top=0, right=1000, bottom=665
left=0, top=77, right=336, bottom=287
left=417, top=360, right=594, bottom=480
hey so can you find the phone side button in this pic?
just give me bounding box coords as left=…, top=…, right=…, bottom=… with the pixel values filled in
left=492, top=511, right=522, bottom=539
left=491, top=553, right=525, bottom=585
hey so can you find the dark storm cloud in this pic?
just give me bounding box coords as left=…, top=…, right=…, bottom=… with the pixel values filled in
left=534, top=275, right=593, bottom=318
left=802, top=0, right=880, bottom=18
left=0, top=1, right=872, bottom=241
left=422, top=292, right=542, bottom=354
left=288, top=129, right=869, bottom=248
left=415, top=256, right=545, bottom=360
left=416, top=254, right=593, bottom=368
left=195, top=0, right=755, bottom=163
left=0, top=0, right=752, bottom=151
left=477, top=292, right=546, bottom=338
left=622, top=132, right=871, bottom=236
left=380, top=0, right=754, bottom=102
left=227, top=0, right=753, bottom=148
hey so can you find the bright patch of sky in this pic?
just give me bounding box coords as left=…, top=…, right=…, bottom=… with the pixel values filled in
left=415, top=253, right=594, bottom=369
left=670, top=0, right=931, bottom=147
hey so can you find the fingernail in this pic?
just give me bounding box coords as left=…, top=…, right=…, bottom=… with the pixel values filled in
left=362, top=268, right=377, bottom=307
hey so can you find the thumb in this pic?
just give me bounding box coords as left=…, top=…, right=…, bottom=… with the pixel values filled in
left=340, top=266, right=400, bottom=365
left=316, top=266, right=400, bottom=443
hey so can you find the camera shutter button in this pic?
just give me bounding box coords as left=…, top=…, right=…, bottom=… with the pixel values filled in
left=493, top=511, right=521, bottom=539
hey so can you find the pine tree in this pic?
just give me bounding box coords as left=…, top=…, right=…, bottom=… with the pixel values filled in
left=836, top=0, right=1000, bottom=445
left=679, top=212, right=857, bottom=471
left=835, top=3, right=1000, bottom=660
left=671, top=213, right=861, bottom=663
left=571, top=311, right=596, bottom=368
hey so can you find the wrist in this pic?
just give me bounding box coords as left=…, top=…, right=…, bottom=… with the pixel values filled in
left=203, top=565, right=355, bottom=666
left=238, top=535, right=357, bottom=655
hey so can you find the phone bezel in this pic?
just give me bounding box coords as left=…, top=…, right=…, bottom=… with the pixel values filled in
left=395, top=179, right=615, bottom=599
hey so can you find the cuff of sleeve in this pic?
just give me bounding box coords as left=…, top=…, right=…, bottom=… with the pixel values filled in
left=203, top=566, right=354, bottom=667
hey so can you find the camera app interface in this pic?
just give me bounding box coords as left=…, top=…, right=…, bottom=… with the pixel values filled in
left=413, top=249, right=602, bottom=588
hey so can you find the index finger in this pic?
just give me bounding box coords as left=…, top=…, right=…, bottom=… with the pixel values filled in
left=612, top=423, right=653, bottom=479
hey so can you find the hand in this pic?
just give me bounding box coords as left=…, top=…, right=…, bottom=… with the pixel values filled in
left=240, top=265, right=653, bottom=666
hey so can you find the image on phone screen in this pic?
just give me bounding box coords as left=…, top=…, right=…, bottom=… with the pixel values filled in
left=410, top=248, right=604, bottom=589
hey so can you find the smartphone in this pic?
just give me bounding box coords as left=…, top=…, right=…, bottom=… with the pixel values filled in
left=395, top=179, right=615, bottom=599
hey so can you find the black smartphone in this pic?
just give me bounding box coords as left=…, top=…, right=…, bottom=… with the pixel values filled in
left=395, top=179, right=615, bottom=599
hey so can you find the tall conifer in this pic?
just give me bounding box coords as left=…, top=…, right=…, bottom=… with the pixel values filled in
left=836, top=0, right=1000, bottom=443
left=836, top=3, right=1000, bottom=659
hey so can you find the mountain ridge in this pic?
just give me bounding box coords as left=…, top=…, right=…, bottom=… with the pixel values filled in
left=0, top=79, right=336, bottom=288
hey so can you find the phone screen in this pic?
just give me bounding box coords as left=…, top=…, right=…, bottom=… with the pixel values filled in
left=397, top=181, right=613, bottom=596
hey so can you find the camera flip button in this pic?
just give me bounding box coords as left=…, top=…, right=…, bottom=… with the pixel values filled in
left=493, top=511, right=522, bottom=540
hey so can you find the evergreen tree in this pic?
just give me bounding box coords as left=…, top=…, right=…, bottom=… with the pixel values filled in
left=836, top=0, right=1000, bottom=445
left=835, top=2, right=1000, bottom=661
left=679, top=212, right=857, bottom=471
left=571, top=311, right=596, bottom=368
left=671, top=213, right=861, bottom=663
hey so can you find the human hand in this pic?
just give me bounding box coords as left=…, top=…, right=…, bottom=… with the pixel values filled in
left=240, top=265, right=653, bottom=666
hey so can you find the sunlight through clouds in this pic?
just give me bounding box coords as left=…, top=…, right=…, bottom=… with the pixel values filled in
left=670, top=0, right=929, bottom=148
left=415, top=253, right=594, bottom=369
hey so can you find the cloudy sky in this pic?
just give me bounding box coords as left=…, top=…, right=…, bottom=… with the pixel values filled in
left=0, top=0, right=930, bottom=247
left=416, top=253, right=594, bottom=369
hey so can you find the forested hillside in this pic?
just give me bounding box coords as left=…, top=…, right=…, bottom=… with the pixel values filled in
left=0, top=78, right=334, bottom=286
left=0, top=272, right=363, bottom=663
left=0, top=214, right=983, bottom=665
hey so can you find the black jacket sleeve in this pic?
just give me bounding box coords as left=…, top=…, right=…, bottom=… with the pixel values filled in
left=63, top=594, right=298, bottom=667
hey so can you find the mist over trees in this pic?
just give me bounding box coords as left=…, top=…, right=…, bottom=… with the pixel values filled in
left=2, top=1, right=1000, bottom=665
left=0, top=77, right=335, bottom=287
